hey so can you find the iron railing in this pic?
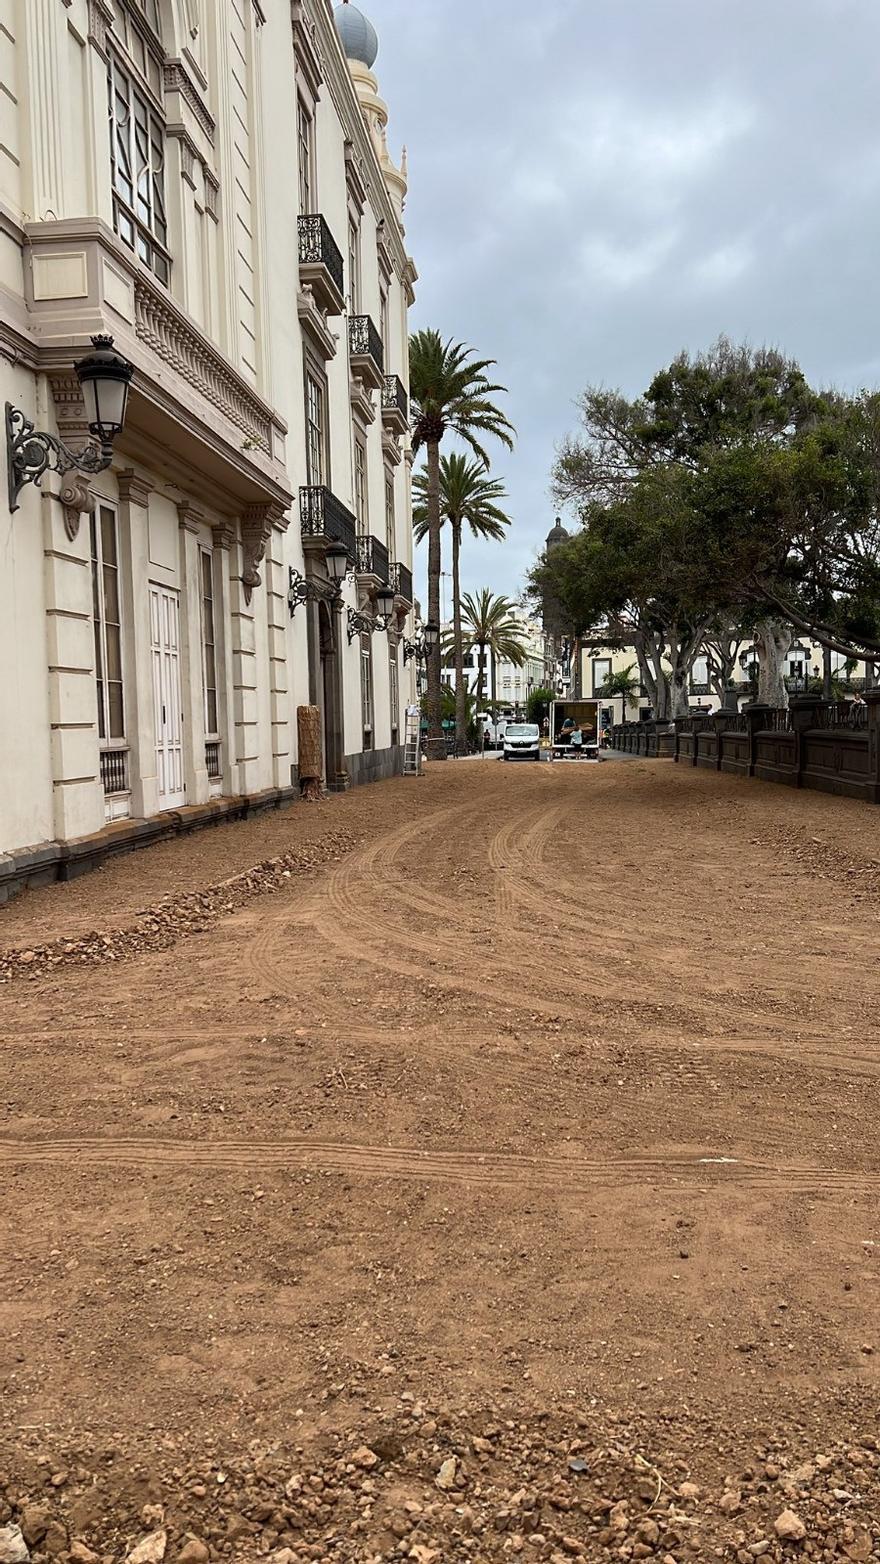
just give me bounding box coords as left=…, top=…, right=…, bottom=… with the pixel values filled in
left=390, top=561, right=413, bottom=602
left=297, top=214, right=344, bottom=298
left=299, top=486, right=357, bottom=562
left=100, top=748, right=129, bottom=795
left=348, top=314, right=384, bottom=372
left=205, top=740, right=221, bottom=778
left=356, top=534, right=390, bottom=582
left=381, top=374, right=408, bottom=421
left=813, top=700, right=868, bottom=729
left=770, top=709, right=793, bottom=732
left=724, top=713, right=749, bottom=733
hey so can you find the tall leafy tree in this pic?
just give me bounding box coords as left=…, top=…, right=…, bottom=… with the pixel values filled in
left=457, top=590, right=528, bottom=714
left=413, top=454, right=512, bottom=748
left=409, top=330, right=515, bottom=752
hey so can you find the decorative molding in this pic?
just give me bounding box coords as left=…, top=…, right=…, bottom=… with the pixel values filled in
left=291, top=0, right=324, bottom=102
left=382, top=429, right=402, bottom=467
left=350, top=377, right=376, bottom=426
left=87, top=0, right=114, bottom=60
left=344, top=141, right=368, bottom=216
left=117, top=469, right=154, bottom=508
left=134, top=274, right=273, bottom=455
left=252, top=0, right=267, bottom=23
left=176, top=500, right=204, bottom=534
left=297, top=288, right=338, bottom=361
left=204, top=169, right=219, bottom=221
left=164, top=59, right=216, bottom=145
left=241, top=502, right=288, bottom=602
left=48, top=373, right=90, bottom=441
left=58, top=477, right=95, bottom=543
left=167, top=124, right=199, bottom=187
left=212, top=522, right=236, bottom=551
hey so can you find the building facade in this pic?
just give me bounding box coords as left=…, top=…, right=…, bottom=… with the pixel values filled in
left=441, top=607, right=545, bottom=719
left=0, top=0, right=417, bottom=897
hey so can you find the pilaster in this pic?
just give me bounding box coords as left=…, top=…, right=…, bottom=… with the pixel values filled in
left=264, top=524, right=291, bottom=787
left=211, top=523, right=239, bottom=796
left=230, top=523, right=260, bottom=794
left=42, top=485, right=103, bottom=842
left=177, top=501, right=209, bottom=805
left=23, top=0, right=64, bottom=220
left=117, top=469, right=159, bottom=819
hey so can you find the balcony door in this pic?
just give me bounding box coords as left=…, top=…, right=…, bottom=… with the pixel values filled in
left=149, top=584, right=186, bottom=808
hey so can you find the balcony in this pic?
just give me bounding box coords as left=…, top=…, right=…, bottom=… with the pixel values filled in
left=298, top=215, right=345, bottom=317
left=390, top=561, right=413, bottom=606
left=381, top=374, right=409, bottom=435
left=356, top=534, right=390, bottom=583
left=299, top=486, right=357, bottom=563
left=348, top=314, right=384, bottom=391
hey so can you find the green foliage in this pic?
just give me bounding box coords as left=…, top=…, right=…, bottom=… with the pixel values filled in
left=597, top=664, right=640, bottom=707
left=526, top=686, right=556, bottom=724
left=412, top=454, right=511, bottom=545
left=408, top=330, right=515, bottom=466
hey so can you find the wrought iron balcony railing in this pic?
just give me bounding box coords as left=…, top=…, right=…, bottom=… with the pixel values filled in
left=297, top=214, right=345, bottom=300
left=390, top=561, right=413, bottom=604
left=348, top=314, right=384, bottom=373
left=299, top=485, right=357, bottom=562
left=381, top=374, right=408, bottom=422
left=356, top=534, right=390, bottom=583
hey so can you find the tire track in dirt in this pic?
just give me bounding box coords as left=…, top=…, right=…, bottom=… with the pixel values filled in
left=2, top=1135, right=879, bottom=1198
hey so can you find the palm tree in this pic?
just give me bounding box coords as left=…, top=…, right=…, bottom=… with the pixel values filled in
left=458, top=590, right=528, bottom=718
left=597, top=663, right=640, bottom=721
left=413, top=454, right=512, bottom=750
left=409, top=330, right=515, bottom=756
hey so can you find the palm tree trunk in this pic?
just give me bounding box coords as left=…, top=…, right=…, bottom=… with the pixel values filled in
left=451, top=520, right=466, bottom=751
left=425, top=439, right=444, bottom=752
left=490, top=646, right=497, bottom=714
left=476, top=643, right=486, bottom=712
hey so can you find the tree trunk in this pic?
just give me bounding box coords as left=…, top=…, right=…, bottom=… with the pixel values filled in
left=823, top=644, right=833, bottom=699
left=297, top=705, right=323, bottom=800
left=490, top=647, right=497, bottom=714
left=424, top=439, right=443, bottom=748
left=451, top=521, right=467, bottom=750
left=668, top=669, right=691, bottom=719
left=476, top=643, right=486, bottom=713
left=755, top=620, right=792, bottom=707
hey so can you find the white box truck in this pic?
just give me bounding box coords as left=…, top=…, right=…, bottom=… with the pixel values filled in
left=549, top=698, right=602, bottom=760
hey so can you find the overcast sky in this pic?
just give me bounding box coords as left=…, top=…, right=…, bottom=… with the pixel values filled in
left=365, top=0, right=880, bottom=613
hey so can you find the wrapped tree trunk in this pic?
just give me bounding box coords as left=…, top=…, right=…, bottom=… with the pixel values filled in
left=297, top=705, right=323, bottom=801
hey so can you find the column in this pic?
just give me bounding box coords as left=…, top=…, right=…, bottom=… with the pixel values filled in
left=117, top=470, right=159, bottom=819
left=264, top=521, right=292, bottom=790
left=177, top=502, right=209, bottom=806
left=23, top=0, right=64, bottom=220
left=211, top=523, right=240, bottom=797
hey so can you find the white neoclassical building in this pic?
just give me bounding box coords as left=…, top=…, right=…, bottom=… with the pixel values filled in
left=0, top=0, right=418, bottom=899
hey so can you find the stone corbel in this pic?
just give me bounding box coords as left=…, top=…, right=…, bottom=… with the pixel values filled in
left=87, top=0, right=115, bottom=60
left=58, top=477, right=95, bottom=543
left=211, top=521, right=236, bottom=552
left=177, top=500, right=204, bottom=534
left=240, top=502, right=287, bottom=603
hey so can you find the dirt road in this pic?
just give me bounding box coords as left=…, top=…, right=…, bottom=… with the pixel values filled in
left=3, top=757, right=880, bottom=1561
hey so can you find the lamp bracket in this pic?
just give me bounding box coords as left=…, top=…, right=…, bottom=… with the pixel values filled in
left=347, top=606, right=378, bottom=643
left=6, top=404, right=112, bottom=513
left=288, top=566, right=340, bottom=618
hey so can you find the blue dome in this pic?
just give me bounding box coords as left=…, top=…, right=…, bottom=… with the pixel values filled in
left=334, top=3, right=379, bottom=68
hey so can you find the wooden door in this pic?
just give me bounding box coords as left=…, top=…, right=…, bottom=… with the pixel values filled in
left=149, top=584, right=186, bottom=808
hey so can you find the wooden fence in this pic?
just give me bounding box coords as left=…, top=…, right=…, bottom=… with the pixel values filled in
left=610, top=695, right=880, bottom=806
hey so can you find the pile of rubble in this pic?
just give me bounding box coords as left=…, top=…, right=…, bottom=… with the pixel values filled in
left=0, top=831, right=356, bottom=986
left=2, top=1401, right=879, bottom=1563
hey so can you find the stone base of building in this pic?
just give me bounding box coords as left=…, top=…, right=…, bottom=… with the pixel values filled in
left=344, top=743, right=404, bottom=789
left=0, top=785, right=298, bottom=906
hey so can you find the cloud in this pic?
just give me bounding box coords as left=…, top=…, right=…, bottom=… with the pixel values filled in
left=370, top=0, right=880, bottom=599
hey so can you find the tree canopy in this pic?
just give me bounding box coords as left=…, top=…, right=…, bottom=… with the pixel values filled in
left=535, top=338, right=880, bottom=714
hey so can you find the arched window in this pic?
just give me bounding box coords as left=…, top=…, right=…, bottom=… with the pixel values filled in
left=107, top=0, right=170, bottom=285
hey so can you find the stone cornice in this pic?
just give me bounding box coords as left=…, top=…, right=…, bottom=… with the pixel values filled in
left=306, top=0, right=410, bottom=278
left=164, top=58, right=216, bottom=146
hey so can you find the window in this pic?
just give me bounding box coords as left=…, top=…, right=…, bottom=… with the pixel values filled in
left=107, top=4, right=169, bottom=284
left=305, top=368, right=327, bottom=486
left=200, top=550, right=218, bottom=735
left=390, top=649, right=400, bottom=742
left=360, top=635, right=373, bottom=748
left=348, top=217, right=361, bottom=312
left=297, top=97, right=313, bottom=215
left=90, top=505, right=125, bottom=742
left=592, top=657, right=612, bottom=695
left=354, top=435, right=368, bottom=534
left=384, top=471, right=395, bottom=557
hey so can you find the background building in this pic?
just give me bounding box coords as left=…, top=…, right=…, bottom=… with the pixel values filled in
left=0, top=0, right=417, bottom=898
left=442, top=606, right=544, bottom=718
